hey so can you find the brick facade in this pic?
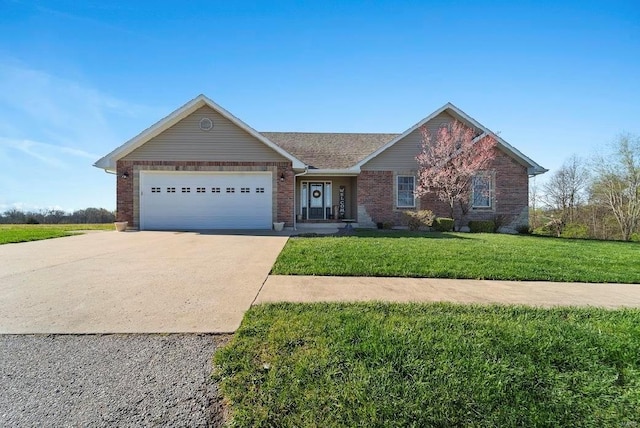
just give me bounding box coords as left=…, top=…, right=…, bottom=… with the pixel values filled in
left=116, top=160, right=293, bottom=228
left=356, top=170, right=395, bottom=226
left=356, top=148, right=529, bottom=229
left=116, top=150, right=528, bottom=230
left=276, top=164, right=294, bottom=224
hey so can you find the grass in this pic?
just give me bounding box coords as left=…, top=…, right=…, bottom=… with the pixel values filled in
left=272, top=231, right=640, bottom=283
left=214, top=302, right=640, bottom=427
left=0, top=224, right=114, bottom=244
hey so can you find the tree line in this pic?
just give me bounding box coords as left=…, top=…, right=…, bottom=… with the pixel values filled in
left=0, top=207, right=115, bottom=224
left=531, top=133, right=640, bottom=241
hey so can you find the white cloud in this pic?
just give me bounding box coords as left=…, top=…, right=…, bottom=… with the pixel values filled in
left=0, top=59, right=158, bottom=149
left=0, top=137, right=98, bottom=169
left=0, top=59, right=156, bottom=211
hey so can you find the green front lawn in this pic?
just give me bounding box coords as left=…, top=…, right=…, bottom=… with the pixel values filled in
left=272, top=231, right=640, bottom=283
left=215, top=303, right=640, bottom=427
left=0, top=224, right=114, bottom=244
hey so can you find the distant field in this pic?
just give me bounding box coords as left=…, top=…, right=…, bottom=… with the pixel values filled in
left=0, top=224, right=113, bottom=244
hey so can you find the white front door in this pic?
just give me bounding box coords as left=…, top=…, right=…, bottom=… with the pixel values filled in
left=140, top=171, right=272, bottom=230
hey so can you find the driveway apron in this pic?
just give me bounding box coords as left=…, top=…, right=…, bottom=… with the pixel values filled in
left=0, top=231, right=288, bottom=333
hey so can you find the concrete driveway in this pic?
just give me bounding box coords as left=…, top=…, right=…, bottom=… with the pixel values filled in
left=0, top=231, right=288, bottom=334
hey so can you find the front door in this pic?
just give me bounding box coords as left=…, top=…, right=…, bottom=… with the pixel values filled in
left=308, top=182, right=325, bottom=219
left=301, top=181, right=332, bottom=220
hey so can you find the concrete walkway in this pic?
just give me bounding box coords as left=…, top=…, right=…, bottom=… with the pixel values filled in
left=256, top=275, right=640, bottom=308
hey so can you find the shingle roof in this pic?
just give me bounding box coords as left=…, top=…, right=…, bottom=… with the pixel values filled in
left=261, top=132, right=399, bottom=169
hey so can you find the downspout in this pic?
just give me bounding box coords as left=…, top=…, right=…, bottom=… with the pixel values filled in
left=293, top=167, right=309, bottom=231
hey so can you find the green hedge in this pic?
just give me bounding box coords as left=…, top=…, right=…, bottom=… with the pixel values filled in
left=468, top=220, right=495, bottom=233
left=433, top=217, right=454, bottom=232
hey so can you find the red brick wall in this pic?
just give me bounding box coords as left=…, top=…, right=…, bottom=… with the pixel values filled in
left=489, top=149, right=529, bottom=225
left=116, top=165, right=133, bottom=223
left=116, top=160, right=293, bottom=228
left=357, top=171, right=395, bottom=224
left=276, top=164, right=294, bottom=225
left=357, top=148, right=529, bottom=229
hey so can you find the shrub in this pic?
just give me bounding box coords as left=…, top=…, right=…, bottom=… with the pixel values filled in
left=404, top=210, right=435, bottom=231
left=533, top=218, right=564, bottom=237
left=560, top=223, right=590, bottom=239
left=433, top=217, right=454, bottom=232
left=382, top=222, right=394, bottom=230
left=533, top=226, right=551, bottom=236
left=492, top=214, right=511, bottom=232
left=631, top=233, right=640, bottom=242
left=515, top=224, right=532, bottom=235
left=25, top=217, right=40, bottom=224
left=468, top=220, right=495, bottom=233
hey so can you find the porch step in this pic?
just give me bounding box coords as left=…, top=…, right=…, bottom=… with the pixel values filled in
left=296, top=222, right=359, bottom=229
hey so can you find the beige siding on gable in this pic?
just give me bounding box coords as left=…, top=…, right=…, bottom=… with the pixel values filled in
left=361, top=111, right=456, bottom=171
left=123, top=106, right=287, bottom=162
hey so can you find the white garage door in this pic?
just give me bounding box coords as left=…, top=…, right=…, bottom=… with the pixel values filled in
left=140, top=171, right=273, bottom=230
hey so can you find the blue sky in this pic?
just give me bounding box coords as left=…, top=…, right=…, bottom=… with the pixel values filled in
left=1, top=0, right=638, bottom=212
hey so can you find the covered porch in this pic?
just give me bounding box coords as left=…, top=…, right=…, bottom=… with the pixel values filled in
left=293, top=173, right=358, bottom=227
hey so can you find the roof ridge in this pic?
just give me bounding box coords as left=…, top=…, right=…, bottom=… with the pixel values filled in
left=260, top=131, right=400, bottom=135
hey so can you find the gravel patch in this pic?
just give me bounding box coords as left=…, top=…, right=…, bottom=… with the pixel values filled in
left=0, top=334, right=229, bottom=427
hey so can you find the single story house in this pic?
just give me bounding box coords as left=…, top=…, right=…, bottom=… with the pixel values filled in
left=94, top=94, right=546, bottom=231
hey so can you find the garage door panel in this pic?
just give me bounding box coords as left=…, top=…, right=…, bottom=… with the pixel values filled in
left=140, top=172, right=273, bottom=230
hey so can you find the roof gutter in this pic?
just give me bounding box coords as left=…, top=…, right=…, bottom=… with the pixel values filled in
left=303, top=168, right=360, bottom=176
left=528, top=166, right=549, bottom=177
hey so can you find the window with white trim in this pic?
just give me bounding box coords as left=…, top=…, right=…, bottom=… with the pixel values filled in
left=472, top=174, right=492, bottom=208
left=397, top=176, right=415, bottom=208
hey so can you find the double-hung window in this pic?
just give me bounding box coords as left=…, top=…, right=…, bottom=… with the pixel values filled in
left=397, top=176, right=415, bottom=208
left=472, top=174, right=492, bottom=208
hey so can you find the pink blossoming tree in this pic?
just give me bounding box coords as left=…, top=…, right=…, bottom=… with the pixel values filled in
left=416, top=120, right=497, bottom=229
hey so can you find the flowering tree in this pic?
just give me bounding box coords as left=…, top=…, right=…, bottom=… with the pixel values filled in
left=416, top=120, right=497, bottom=228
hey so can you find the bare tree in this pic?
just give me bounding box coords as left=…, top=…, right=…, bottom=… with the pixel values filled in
left=2, top=208, right=26, bottom=224
left=43, top=209, right=66, bottom=224
left=590, top=133, right=640, bottom=241
left=529, top=176, right=541, bottom=229
left=543, top=155, right=589, bottom=224
left=1, top=208, right=115, bottom=224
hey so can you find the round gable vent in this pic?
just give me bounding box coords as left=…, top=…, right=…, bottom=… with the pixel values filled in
left=199, top=117, right=213, bottom=131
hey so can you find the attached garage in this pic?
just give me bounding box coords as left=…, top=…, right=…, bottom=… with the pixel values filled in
left=140, top=171, right=273, bottom=230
